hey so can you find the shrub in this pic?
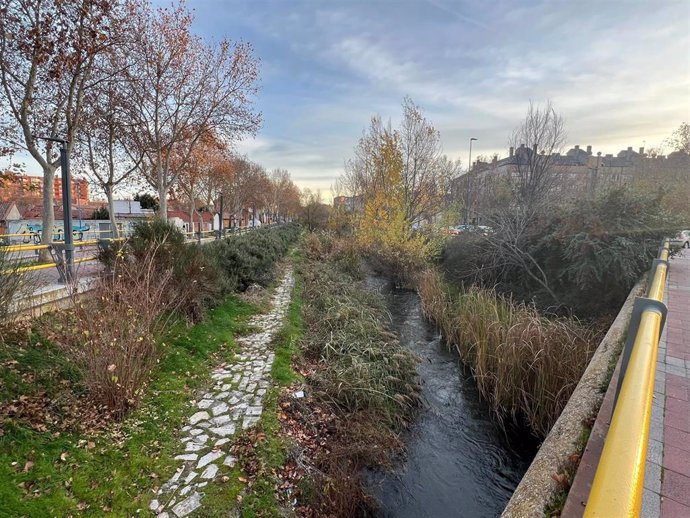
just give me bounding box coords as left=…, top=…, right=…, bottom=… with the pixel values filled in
left=0, top=247, right=28, bottom=322
left=100, top=220, right=221, bottom=322
left=441, top=187, right=679, bottom=316
left=207, top=223, right=301, bottom=292
left=418, top=268, right=599, bottom=437
left=49, top=247, right=180, bottom=417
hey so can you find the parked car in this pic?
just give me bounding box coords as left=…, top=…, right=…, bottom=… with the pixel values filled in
left=671, top=230, right=690, bottom=249
left=448, top=224, right=494, bottom=236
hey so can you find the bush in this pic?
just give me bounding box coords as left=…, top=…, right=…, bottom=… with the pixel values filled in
left=418, top=269, right=599, bottom=437
left=0, top=247, right=28, bottom=322
left=98, top=221, right=300, bottom=321
left=49, top=248, right=179, bottom=417
left=100, top=220, right=221, bottom=322
left=207, top=223, right=301, bottom=292
left=441, top=187, right=680, bottom=316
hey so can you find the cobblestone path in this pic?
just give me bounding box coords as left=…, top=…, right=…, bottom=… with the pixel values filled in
left=151, top=269, right=294, bottom=517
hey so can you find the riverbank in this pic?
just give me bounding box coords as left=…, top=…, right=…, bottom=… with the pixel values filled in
left=262, top=233, right=421, bottom=517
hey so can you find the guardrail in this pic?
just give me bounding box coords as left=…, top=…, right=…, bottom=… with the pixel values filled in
left=1, top=222, right=279, bottom=278
left=583, top=239, right=670, bottom=517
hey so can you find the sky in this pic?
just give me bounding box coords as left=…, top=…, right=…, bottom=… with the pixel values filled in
left=9, top=0, right=690, bottom=198
left=182, top=0, right=690, bottom=195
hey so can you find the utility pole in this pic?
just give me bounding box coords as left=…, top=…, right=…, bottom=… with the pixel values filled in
left=33, top=136, right=73, bottom=282
left=464, top=137, right=477, bottom=225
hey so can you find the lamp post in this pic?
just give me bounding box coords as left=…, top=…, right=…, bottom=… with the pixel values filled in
left=464, top=137, right=477, bottom=225
left=33, top=135, right=73, bottom=282
left=218, top=192, right=224, bottom=239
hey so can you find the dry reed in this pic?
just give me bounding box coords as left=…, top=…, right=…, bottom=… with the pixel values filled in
left=418, top=269, right=599, bottom=437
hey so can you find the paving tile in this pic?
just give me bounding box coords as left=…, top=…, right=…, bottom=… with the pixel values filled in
left=667, top=356, right=687, bottom=368
left=665, top=427, right=690, bottom=453
left=664, top=444, right=690, bottom=477
left=649, top=439, right=664, bottom=465
left=645, top=460, right=662, bottom=493
left=668, top=384, right=690, bottom=401
left=667, top=396, right=690, bottom=417
left=660, top=496, right=690, bottom=518
left=662, top=470, right=690, bottom=507
left=667, top=373, right=690, bottom=389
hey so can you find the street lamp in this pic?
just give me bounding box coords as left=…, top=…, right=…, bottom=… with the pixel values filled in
left=464, top=137, right=478, bottom=225
left=32, top=135, right=74, bottom=282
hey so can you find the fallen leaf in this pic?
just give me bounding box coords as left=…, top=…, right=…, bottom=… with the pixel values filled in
left=23, top=461, right=34, bottom=472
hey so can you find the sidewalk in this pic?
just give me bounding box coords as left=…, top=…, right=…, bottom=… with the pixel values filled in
left=644, top=250, right=690, bottom=517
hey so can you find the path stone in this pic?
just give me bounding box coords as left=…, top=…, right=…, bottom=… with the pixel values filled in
left=155, top=269, right=294, bottom=517
left=189, top=411, right=209, bottom=425
left=171, top=491, right=201, bottom=517
left=201, top=464, right=219, bottom=479
left=197, top=450, right=223, bottom=469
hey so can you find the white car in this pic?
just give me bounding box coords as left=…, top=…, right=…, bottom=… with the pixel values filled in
left=671, top=230, right=690, bottom=248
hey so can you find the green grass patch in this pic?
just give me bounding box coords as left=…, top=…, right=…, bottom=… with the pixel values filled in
left=0, top=296, right=257, bottom=517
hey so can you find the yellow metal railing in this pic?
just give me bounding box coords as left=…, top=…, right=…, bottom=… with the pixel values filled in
left=583, top=239, right=670, bottom=517
left=2, top=222, right=281, bottom=276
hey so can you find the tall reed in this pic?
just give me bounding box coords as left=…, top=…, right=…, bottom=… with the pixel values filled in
left=418, top=269, right=598, bottom=437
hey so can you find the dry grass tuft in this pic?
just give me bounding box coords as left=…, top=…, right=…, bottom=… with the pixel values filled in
left=418, top=269, right=599, bottom=437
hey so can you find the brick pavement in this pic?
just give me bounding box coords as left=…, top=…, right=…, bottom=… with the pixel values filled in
left=644, top=250, right=690, bottom=518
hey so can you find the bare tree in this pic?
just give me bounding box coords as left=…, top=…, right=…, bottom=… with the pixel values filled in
left=78, top=48, right=143, bottom=237
left=123, top=0, right=260, bottom=221
left=665, top=122, right=690, bottom=155
left=508, top=100, right=566, bottom=208
left=399, top=97, right=460, bottom=224
left=0, top=0, right=117, bottom=253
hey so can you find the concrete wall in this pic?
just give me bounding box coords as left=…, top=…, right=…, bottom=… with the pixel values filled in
left=500, top=280, right=644, bottom=517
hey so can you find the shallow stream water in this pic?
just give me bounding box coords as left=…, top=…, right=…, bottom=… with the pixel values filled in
left=364, top=275, right=536, bottom=518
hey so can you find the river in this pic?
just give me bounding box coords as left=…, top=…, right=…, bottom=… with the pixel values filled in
left=364, top=275, right=536, bottom=518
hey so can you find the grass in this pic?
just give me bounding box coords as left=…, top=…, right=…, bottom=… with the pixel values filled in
left=543, top=423, right=593, bottom=518
left=0, top=296, right=258, bottom=517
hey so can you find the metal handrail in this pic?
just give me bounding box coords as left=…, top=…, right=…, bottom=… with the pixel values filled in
left=583, top=239, right=669, bottom=517
left=1, top=221, right=283, bottom=276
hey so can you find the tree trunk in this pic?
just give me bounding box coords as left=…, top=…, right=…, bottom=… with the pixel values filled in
left=40, top=165, right=58, bottom=262
left=189, top=203, right=195, bottom=238
left=157, top=167, right=168, bottom=221
left=105, top=184, right=119, bottom=238
left=158, top=182, right=168, bottom=221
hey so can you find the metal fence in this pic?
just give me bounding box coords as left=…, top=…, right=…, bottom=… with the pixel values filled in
left=0, top=222, right=277, bottom=279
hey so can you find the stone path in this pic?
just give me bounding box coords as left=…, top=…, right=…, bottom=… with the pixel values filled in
left=150, top=269, right=294, bottom=517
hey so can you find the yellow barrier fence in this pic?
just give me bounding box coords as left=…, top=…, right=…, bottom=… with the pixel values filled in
left=583, top=239, right=670, bottom=517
